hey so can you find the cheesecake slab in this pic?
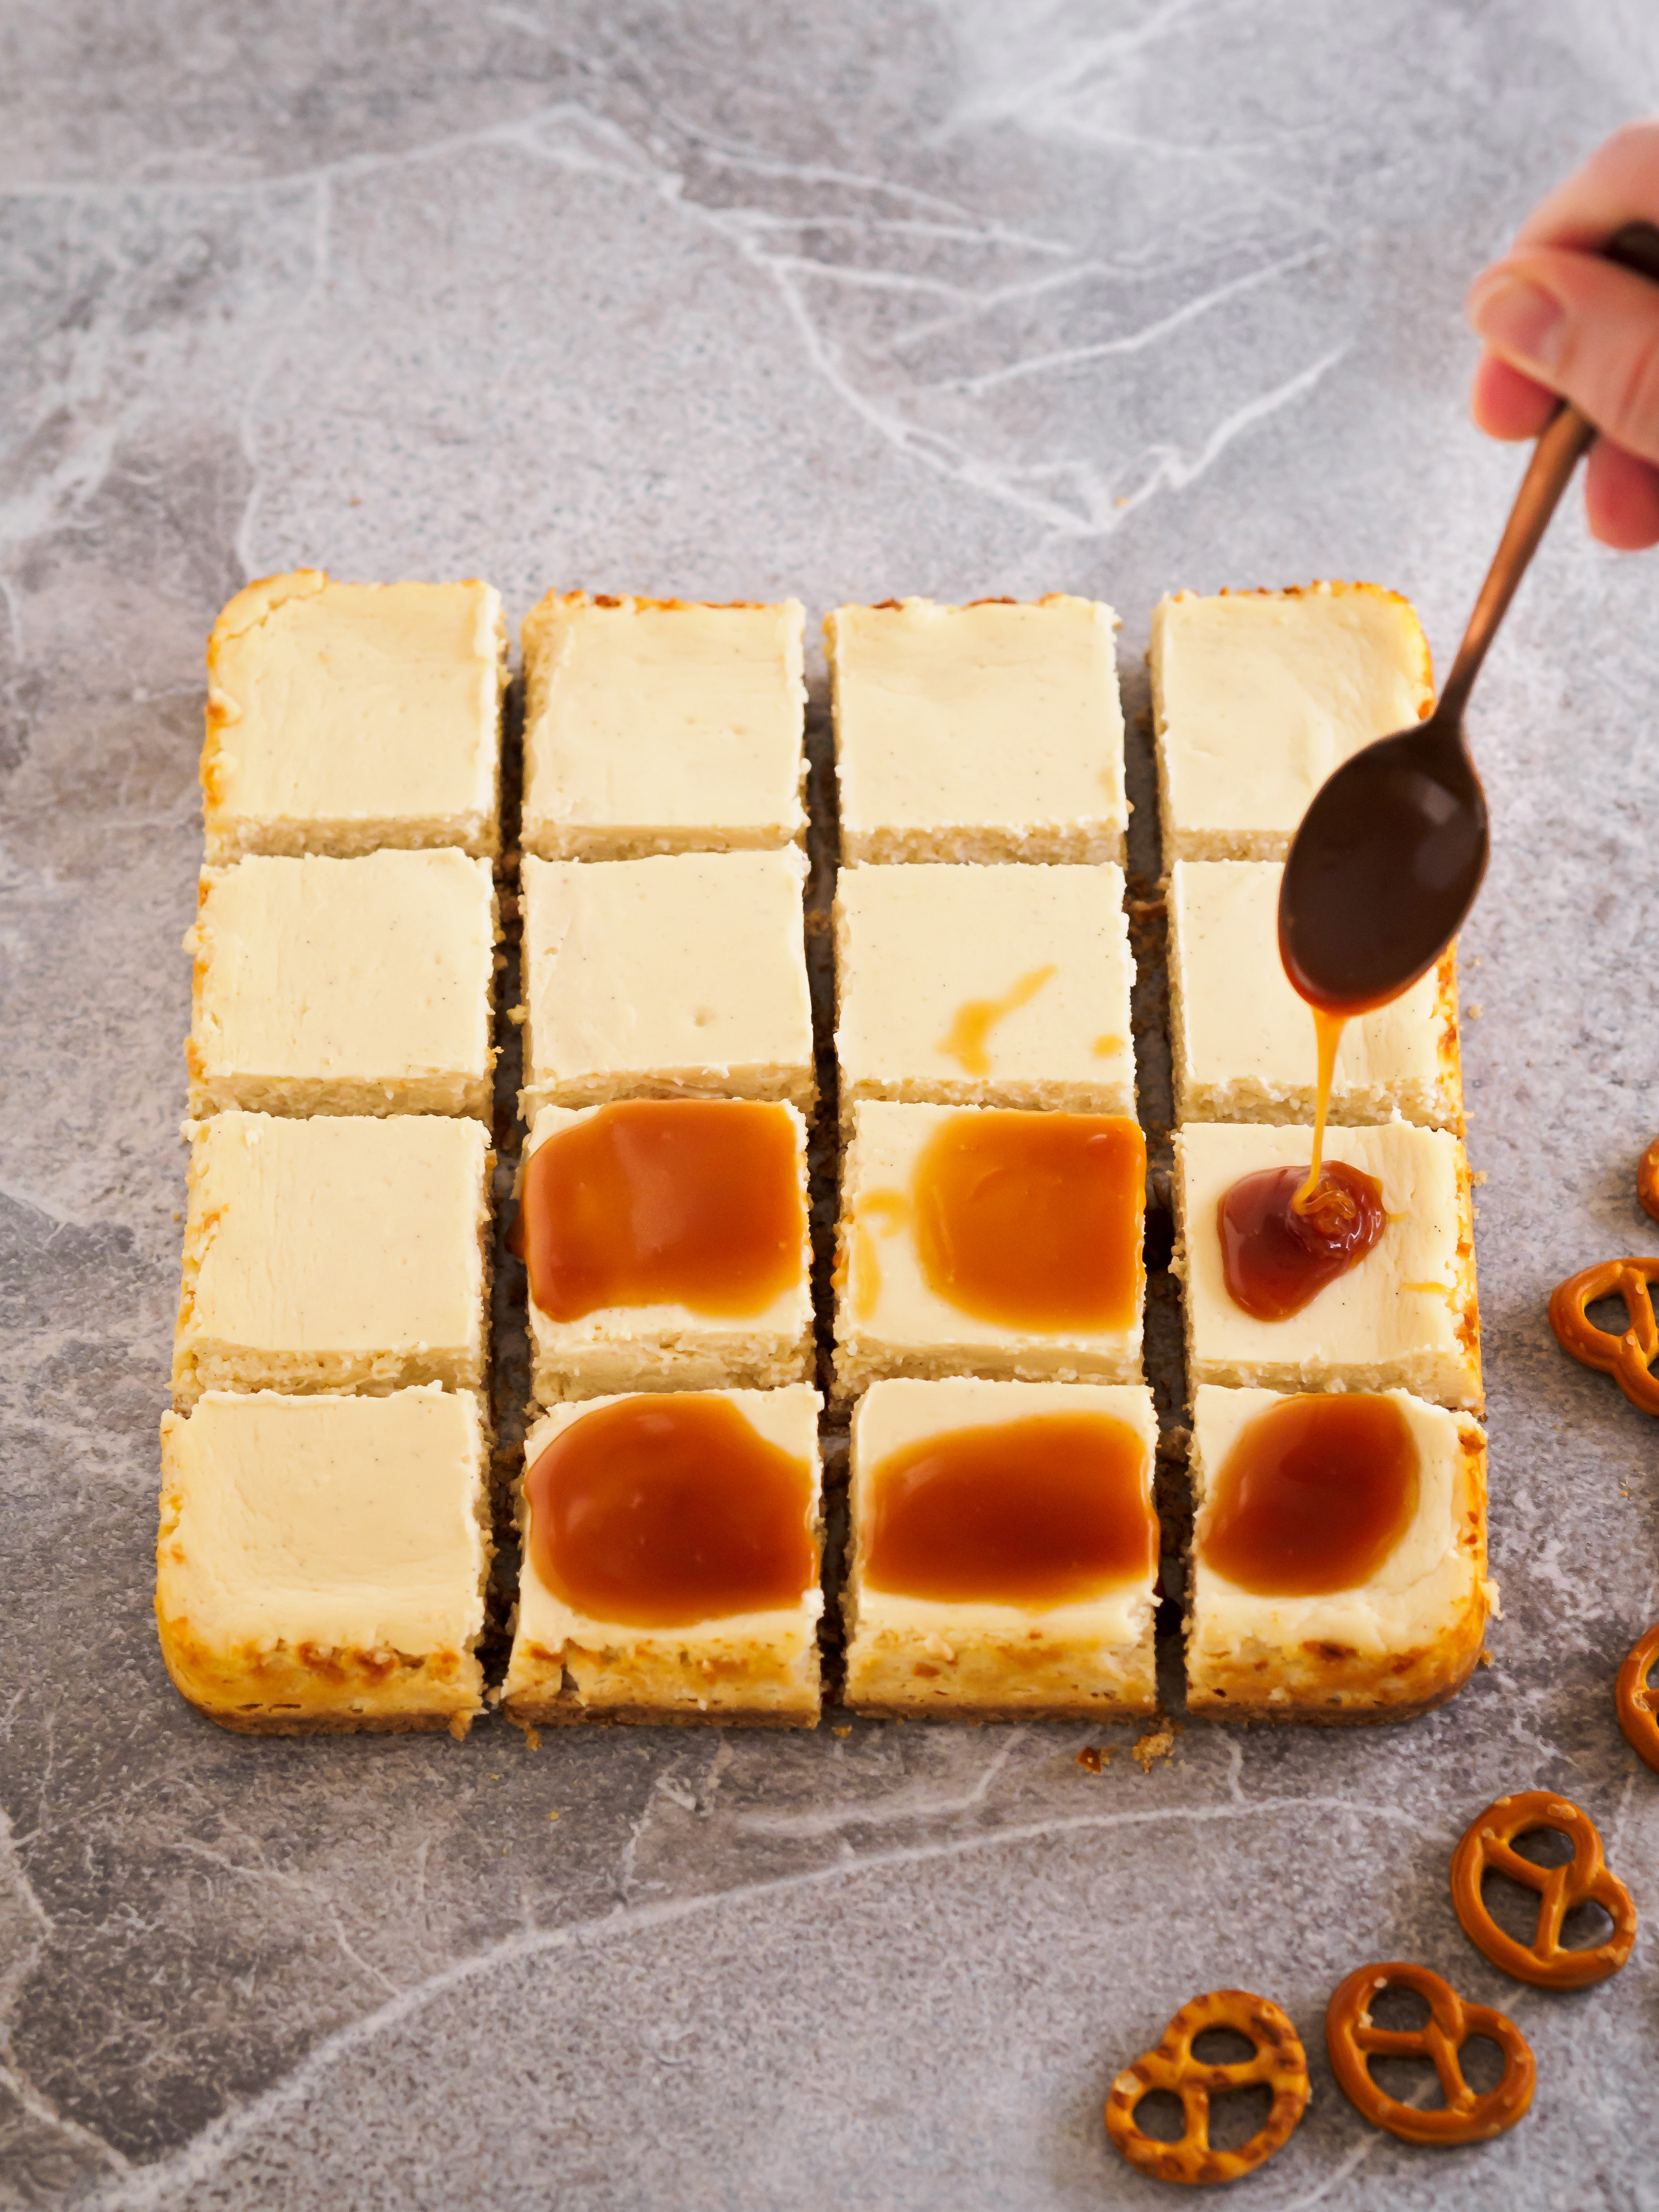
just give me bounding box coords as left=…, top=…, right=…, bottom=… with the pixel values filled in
left=520, top=592, right=807, bottom=860
left=518, top=849, right=814, bottom=1119
left=835, top=862, right=1135, bottom=1119
left=1152, top=583, right=1433, bottom=863
left=843, top=1377, right=1159, bottom=1719
left=173, top=1112, right=491, bottom=1407
left=202, top=571, right=505, bottom=861
left=827, top=595, right=1126, bottom=864
left=1169, top=860, right=1461, bottom=1128
left=186, top=849, right=498, bottom=1120
left=1186, top=1384, right=1492, bottom=1724
left=156, top=1386, right=490, bottom=1735
left=1173, top=1121, right=1481, bottom=1410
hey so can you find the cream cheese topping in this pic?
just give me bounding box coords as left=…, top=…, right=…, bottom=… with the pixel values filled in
left=203, top=571, right=505, bottom=857
left=1189, top=1384, right=1488, bottom=1659
left=519, top=848, right=814, bottom=1115
left=1153, top=584, right=1433, bottom=860
left=188, top=849, right=497, bottom=1106
left=835, top=863, right=1135, bottom=1114
left=521, top=594, right=807, bottom=857
left=1169, top=861, right=1455, bottom=1125
left=827, top=595, right=1126, bottom=862
left=1174, top=1121, right=1479, bottom=1408
left=157, top=1387, right=489, bottom=1655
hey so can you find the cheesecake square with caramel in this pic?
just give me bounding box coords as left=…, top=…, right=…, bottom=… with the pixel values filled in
left=516, top=1100, right=813, bottom=1404
left=826, top=596, right=1126, bottom=864
left=202, top=572, right=506, bottom=862
left=1173, top=1122, right=1481, bottom=1410
left=518, top=850, right=815, bottom=1120
left=1185, top=1385, right=1492, bottom=1723
left=835, top=863, right=1135, bottom=1120
left=520, top=593, right=807, bottom=860
left=501, top=1386, right=824, bottom=1727
left=843, top=1378, right=1160, bottom=1719
left=1152, top=583, right=1433, bottom=863
left=1168, top=861, right=1461, bottom=1128
left=187, top=849, right=498, bottom=1120
left=156, top=1386, right=490, bottom=1735
left=834, top=1101, right=1145, bottom=1398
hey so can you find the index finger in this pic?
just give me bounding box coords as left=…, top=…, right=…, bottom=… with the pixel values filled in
left=1515, top=118, right=1659, bottom=251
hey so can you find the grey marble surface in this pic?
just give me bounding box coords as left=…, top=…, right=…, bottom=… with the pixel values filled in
left=4, top=3, right=1659, bottom=2206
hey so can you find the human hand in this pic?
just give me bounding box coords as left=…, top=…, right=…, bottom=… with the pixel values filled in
left=1466, top=121, right=1659, bottom=549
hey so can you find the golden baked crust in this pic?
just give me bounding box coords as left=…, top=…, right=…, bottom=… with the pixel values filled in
left=503, top=1633, right=820, bottom=1728
left=156, top=1609, right=483, bottom=1736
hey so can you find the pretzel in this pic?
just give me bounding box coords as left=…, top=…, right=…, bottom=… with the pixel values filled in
left=1103, top=1988, right=1308, bottom=2185
left=1450, top=1790, right=1637, bottom=1988
left=1547, top=1257, right=1659, bottom=1416
left=1325, top=1962, right=1533, bottom=2145
left=1615, top=1622, right=1659, bottom=1774
left=1639, top=1136, right=1659, bottom=1224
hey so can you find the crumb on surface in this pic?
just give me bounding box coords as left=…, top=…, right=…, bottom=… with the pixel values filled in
left=1076, top=1745, right=1115, bottom=1773
left=1132, top=1718, right=1178, bottom=1773
left=832, top=1725, right=851, bottom=1738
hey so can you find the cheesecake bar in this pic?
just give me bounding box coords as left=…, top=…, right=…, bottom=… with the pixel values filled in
left=1173, top=1122, right=1481, bottom=1409
left=1169, top=861, right=1461, bottom=1127
left=517, top=1100, right=813, bottom=1403
left=835, top=863, right=1135, bottom=1119
left=202, top=571, right=505, bottom=861
left=173, top=1112, right=491, bottom=1406
left=842, top=1378, right=1160, bottom=1719
left=827, top=595, right=1126, bottom=864
left=186, top=849, right=498, bottom=1119
left=520, top=592, right=807, bottom=860
left=156, top=1386, right=490, bottom=1734
left=1152, top=583, right=1433, bottom=863
left=834, top=1102, right=1145, bottom=1397
left=501, top=1386, right=823, bottom=1726
left=518, top=849, right=814, bottom=1120
left=1186, top=1384, right=1492, bottom=1723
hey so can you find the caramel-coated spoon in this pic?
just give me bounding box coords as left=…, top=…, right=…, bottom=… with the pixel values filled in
left=1279, top=218, right=1659, bottom=1016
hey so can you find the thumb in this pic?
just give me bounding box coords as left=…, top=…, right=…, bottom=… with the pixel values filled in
left=1467, top=245, right=1659, bottom=468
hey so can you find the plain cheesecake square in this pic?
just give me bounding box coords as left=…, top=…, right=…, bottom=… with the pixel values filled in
left=201, top=571, right=506, bottom=861
left=1185, top=1384, right=1492, bottom=1723
left=186, top=849, right=498, bottom=1120
left=1168, top=861, right=1461, bottom=1128
left=156, top=1386, right=490, bottom=1735
left=842, top=1377, right=1159, bottom=1719
left=520, top=593, right=807, bottom=860
left=835, top=863, right=1136, bottom=1119
left=518, top=849, right=815, bottom=1119
left=834, top=1101, right=1146, bottom=1397
left=1152, top=583, right=1433, bottom=862
left=519, top=1102, right=814, bottom=1404
left=826, top=595, right=1127, bottom=864
left=172, top=1112, right=492, bottom=1407
left=501, top=1386, right=824, bottom=1727
left=1172, top=1122, right=1481, bottom=1409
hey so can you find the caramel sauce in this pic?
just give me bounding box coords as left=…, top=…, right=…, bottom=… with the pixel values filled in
left=524, top=1394, right=816, bottom=1627
left=862, top=1412, right=1156, bottom=1607
left=912, top=1111, right=1144, bottom=1331
left=510, top=1100, right=803, bottom=1323
left=1092, top=1032, right=1124, bottom=1059
left=851, top=1187, right=909, bottom=1325
left=1201, top=1393, right=1420, bottom=1594
left=939, top=965, right=1056, bottom=1075
left=1218, top=1162, right=1386, bottom=1321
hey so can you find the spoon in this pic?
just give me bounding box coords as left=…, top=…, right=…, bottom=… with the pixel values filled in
left=1279, top=217, right=1659, bottom=1016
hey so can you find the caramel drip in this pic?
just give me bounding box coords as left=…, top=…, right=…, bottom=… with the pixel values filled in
left=1294, top=1005, right=1347, bottom=1210
left=1201, top=1393, right=1419, bottom=1595
left=862, top=1412, right=1155, bottom=1607
left=851, top=1187, right=909, bottom=1324
left=524, top=1394, right=816, bottom=1628
left=939, top=965, right=1057, bottom=1075
left=1218, top=1161, right=1386, bottom=1322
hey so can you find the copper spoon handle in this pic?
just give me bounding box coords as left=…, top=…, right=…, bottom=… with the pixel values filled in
left=1438, top=216, right=1659, bottom=728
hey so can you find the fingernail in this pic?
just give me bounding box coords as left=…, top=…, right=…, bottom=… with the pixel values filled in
left=1468, top=274, right=1566, bottom=371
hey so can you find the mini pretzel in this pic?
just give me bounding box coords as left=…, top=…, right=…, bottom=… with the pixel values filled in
left=1450, top=1790, right=1637, bottom=1989
left=1325, top=1962, right=1533, bottom=2146
left=1639, top=1137, right=1659, bottom=1224
left=1104, top=1988, right=1309, bottom=2185
left=1615, top=1623, right=1659, bottom=1775
left=1547, top=1257, right=1659, bottom=1416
